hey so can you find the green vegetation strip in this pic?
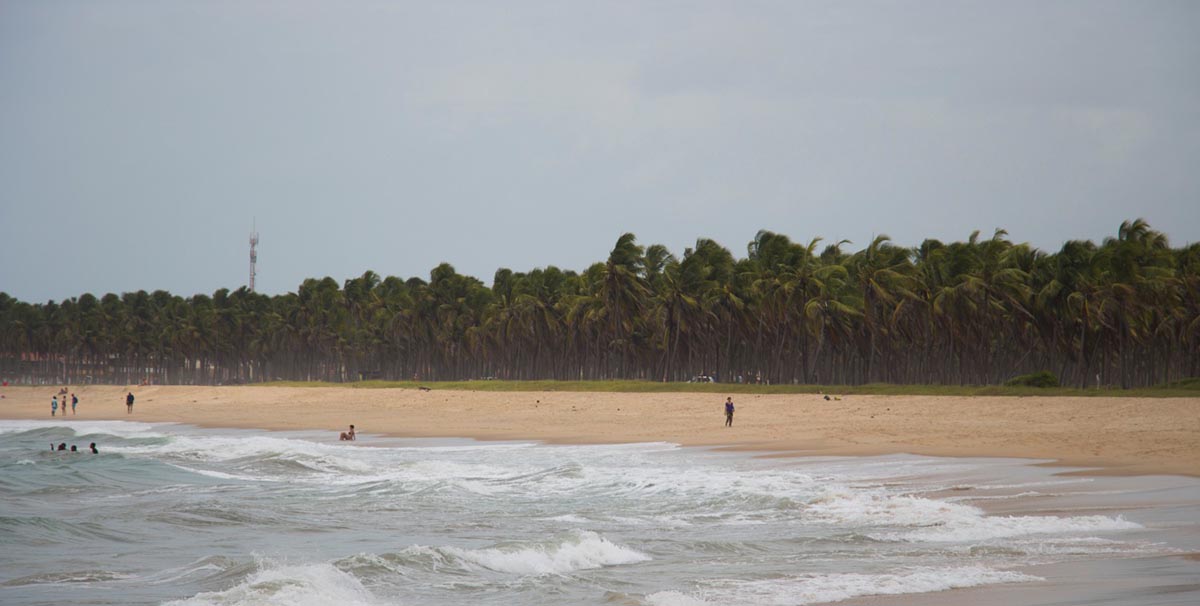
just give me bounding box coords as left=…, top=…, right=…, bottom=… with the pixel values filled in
left=262, top=379, right=1200, bottom=397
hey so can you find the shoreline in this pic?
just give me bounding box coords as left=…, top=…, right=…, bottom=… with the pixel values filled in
left=2, top=385, right=1197, bottom=477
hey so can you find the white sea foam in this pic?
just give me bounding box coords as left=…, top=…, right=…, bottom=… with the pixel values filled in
left=165, top=463, right=266, bottom=482
left=871, top=513, right=1141, bottom=543
left=807, top=486, right=984, bottom=526
left=162, top=560, right=381, bottom=606
left=967, top=478, right=1092, bottom=491
left=646, top=566, right=1042, bottom=605
left=141, top=556, right=236, bottom=585
left=118, top=434, right=362, bottom=464
left=1, top=569, right=134, bottom=586
left=0, top=419, right=168, bottom=439
left=116, top=433, right=560, bottom=490
left=4, top=418, right=1194, bottom=606
left=440, top=530, right=650, bottom=575
left=548, top=514, right=591, bottom=524
left=804, top=486, right=1141, bottom=543
left=645, top=590, right=710, bottom=606
left=989, top=536, right=1166, bottom=557
left=944, top=490, right=1045, bottom=502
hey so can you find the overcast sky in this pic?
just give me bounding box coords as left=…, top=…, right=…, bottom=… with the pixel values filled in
left=2, top=1, right=1197, bottom=303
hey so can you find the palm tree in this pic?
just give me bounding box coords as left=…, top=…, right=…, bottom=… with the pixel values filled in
left=848, top=235, right=914, bottom=383
left=2, top=219, right=1194, bottom=387
left=598, top=234, right=650, bottom=378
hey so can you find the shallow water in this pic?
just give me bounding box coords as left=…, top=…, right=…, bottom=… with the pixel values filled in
left=1, top=420, right=1197, bottom=605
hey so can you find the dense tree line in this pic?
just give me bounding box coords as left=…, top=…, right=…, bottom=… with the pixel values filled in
left=2, top=219, right=1197, bottom=388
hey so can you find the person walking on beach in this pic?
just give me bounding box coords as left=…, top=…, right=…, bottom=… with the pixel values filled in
left=125, top=392, right=135, bottom=414
left=51, top=396, right=58, bottom=417
left=71, top=393, right=78, bottom=415
left=724, top=397, right=735, bottom=427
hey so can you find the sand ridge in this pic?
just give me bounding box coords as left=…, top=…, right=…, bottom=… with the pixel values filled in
left=2, top=385, right=1197, bottom=477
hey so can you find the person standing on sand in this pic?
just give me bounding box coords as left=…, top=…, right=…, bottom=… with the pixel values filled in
left=71, top=393, right=78, bottom=415
left=724, top=397, right=735, bottom=427
left=126, top=391, right=135, bottom=414
left=51, top=396, right=58, bottom=417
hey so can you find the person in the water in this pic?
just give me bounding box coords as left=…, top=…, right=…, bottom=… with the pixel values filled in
left=57, top=442, right=66, bottom=451
left=70, top=445, right=77, bottom=452
left=339, top=425, right=356, bottom=441
left=89, top=442, right=98, bottom=454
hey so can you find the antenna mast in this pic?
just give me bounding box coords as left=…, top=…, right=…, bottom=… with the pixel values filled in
left=249, top=222, right=259, bottom=292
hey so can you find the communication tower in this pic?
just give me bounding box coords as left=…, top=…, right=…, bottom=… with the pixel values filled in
left=249, top=225, right=259, bottom=292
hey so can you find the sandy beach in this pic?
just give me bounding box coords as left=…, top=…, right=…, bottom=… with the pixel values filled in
left=4, top=384, right=1196, bottom=477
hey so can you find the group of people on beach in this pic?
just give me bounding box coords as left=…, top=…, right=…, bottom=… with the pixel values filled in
left=50, top=393, right=79, bottom=416
left=49, top=391, right=136, bottom=416
left=52, top=442, right=99, bottom=454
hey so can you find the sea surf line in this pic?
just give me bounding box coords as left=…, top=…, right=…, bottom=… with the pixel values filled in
left=1, top=420, right=1197, bottom=605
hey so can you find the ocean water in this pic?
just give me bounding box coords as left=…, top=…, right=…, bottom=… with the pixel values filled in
left=1, top=420, right=1197, bottom=606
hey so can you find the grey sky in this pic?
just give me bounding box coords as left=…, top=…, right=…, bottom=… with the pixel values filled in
left=2, top=1, right=1197, bottom=303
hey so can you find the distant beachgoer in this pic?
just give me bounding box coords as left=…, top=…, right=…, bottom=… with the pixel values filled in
left=90, top=442, right=98, bottom=454
left=70, top=445, right=77, bottom=452
left=57, top=442, right=66, bottom=451
left=51, top=396, right=58, bottom=417
left=71, top=393, right=78, bottom=415
left=724, top=397, right=735, bottom=427
left=339, top=425, right=356, bottom=441
left=126, top=392, right=135, bottom=414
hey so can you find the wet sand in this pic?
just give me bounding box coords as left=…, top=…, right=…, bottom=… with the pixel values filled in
left=2, top=384, right=1196, bottom=476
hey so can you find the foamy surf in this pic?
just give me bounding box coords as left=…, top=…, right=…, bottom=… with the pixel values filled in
left=645, top=566, right=1042, bottom=605
left=439, top=530, right=650, bottom=575
left=2, top=420, right=1195, bottom=606
left=806, top=487, right=1141, bottom=543
left=161, top=560, right=381, bottom=606
left=868, top=510, right=1141, bottom=543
